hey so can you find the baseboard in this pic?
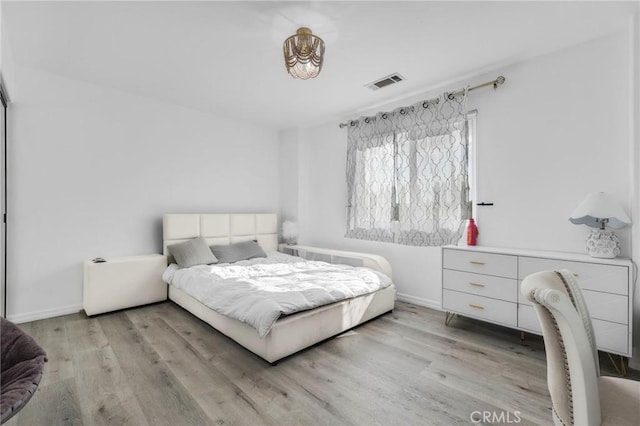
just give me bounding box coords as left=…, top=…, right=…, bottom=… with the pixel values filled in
left=7, top=304, right=83, bottom=324
left=396, top=293, right=442, bottom=311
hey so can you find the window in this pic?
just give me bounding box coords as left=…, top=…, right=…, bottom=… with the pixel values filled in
left=346, top=95, right=474, bottom=246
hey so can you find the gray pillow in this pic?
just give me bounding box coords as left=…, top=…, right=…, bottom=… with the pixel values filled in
left=168, top=237, right=218, bottom=268
left=210, top=241, right=267, bottom=264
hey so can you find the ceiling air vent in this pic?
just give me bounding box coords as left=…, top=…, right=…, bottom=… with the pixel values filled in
left=366, top=73, right=405, bottom=90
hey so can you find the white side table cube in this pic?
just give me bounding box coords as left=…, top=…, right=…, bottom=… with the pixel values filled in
left=83, top=254, right=168, bottom=316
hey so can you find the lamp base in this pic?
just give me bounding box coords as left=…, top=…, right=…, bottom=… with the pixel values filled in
left=585, top=229, right=620, bottom=258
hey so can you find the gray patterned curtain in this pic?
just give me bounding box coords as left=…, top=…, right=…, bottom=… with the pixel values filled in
left=345, top=91, right=472, bottom=246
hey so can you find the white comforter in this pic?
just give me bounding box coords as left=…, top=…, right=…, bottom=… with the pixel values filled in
left=162, top=252, right=392, bottom=337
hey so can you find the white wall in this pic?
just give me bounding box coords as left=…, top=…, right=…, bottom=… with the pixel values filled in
left=278, top=128, right=299, bottom=227
left=1, top=10, right=17, bottom=99
left=8, top=66, right=280, bottom=322
left=288, top=31, right=636, bottom=312
left=473, top=34, right=631, bottom=254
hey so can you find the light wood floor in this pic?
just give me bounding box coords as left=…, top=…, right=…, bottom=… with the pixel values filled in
left=5, top=301, right=636, bottom=426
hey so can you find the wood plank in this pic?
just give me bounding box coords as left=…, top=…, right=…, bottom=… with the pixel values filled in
left=65, top=317, right=149, bottom=426
left=420, top=344, right=551, bottom=424
left=126, top=309, right=274, bottom=426
left=313, top=328, right=510, bottom=425
left=65, top=315, right=109, bottom=353
left=13, top=378, right=82, bottom=426
left=9, top=301, right=636, bottom=425
left=20, top=315, right=75, bottom=387
left=389, top=304, right=548, bottom=364
left=98, top=312, right=213, bottom=426
left=213, top=349, right=357, bottom=426
left=133, top=302, right=239, bottom=362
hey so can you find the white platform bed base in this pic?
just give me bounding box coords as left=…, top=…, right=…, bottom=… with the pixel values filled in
left=163, top=213, right=396, bottom=363
left=170, top=284, right=395, bottom=363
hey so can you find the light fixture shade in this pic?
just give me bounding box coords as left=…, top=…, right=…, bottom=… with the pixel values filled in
left=569, top=192, right=631, bottom=229
left=282, top=220, right=298, bottom=245
left=283, top=27, right=324, bottom=79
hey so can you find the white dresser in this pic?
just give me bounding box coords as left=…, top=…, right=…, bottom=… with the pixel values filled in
left=442, top=246, right=634, bottom=358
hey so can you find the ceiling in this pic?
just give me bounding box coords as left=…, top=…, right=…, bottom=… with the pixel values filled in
left=2, top=1, right=638, bottom=131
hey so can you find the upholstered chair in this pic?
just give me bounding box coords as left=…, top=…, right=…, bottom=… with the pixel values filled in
left=521, top=269, right=640, bottom=426
left=0, top=318, right=47, bottom=424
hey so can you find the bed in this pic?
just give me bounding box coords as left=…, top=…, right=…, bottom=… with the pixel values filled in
left=162, top=213, right=396, bottom=363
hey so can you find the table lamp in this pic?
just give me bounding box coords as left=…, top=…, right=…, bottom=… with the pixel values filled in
left=282, top=221, right=298, bottom=245
left=569, top=192, right=631, bottom=258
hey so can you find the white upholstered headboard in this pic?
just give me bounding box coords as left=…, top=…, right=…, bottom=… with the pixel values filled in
left=163, top=213, right=279, bottom=255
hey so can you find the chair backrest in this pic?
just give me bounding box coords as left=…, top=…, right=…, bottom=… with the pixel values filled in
left=557, top=270, right=599, bottom=373
left=521, top=270, right=601, bottom=426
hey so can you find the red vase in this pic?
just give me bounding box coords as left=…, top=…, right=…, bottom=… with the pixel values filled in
left=467, top=218, right=478, bottom=246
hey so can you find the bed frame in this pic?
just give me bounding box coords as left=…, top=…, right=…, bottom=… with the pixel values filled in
left=163, top=213, right=396, bottom=363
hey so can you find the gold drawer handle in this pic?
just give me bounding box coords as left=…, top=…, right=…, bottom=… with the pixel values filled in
left=573, top=273, right=579, bottom=277
left=469, top=282, right=485, bottom=287
left=469, top=303, right=485, bottom=309
left=469, top=260, right=485, bottom=265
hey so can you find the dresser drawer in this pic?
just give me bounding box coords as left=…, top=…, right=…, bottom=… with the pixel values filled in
left=443, top=269, right=517, bottom=302
left=518, top=283, right=627, bottom=324
left=441, top=246, right=632, bottom=358
left=518, top=257, right=629, bottom=296
left=518, top=304, right=542, bottom=334
left=443, top=289, right=517, bottom=328
left=518, top=283, right=533, bottom=306
left=443, top=249, right=517, bottom=278
left=593, top=319, right=628, bottom=355
left=582, top=290, right=627, bottom=325
left=518, top=305, right=628, bottom=355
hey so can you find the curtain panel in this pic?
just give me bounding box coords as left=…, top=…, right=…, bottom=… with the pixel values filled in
left=345, top=92, right=472, bottom=246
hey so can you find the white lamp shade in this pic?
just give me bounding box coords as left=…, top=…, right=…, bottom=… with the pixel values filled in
left=569, top=192, right=631, bottom=229
left=282, top=221, right=298, bottom=243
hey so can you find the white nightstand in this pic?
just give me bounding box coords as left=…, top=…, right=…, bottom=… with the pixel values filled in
left=83, top=254, right=168, bottom=316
